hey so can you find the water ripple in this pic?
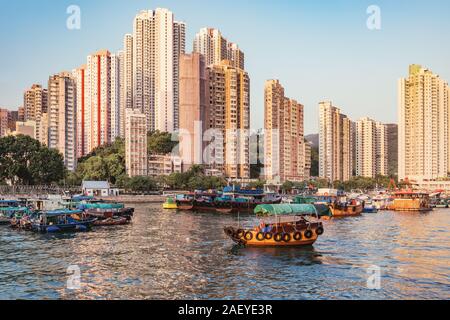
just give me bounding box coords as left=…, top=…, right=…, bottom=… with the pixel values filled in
left=0, top=204, right=449, bottom=300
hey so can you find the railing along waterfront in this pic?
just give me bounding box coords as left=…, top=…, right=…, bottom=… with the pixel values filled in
left=0, top=185, right=81, bottom=196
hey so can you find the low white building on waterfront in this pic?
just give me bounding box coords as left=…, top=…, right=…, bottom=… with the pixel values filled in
left=82, top=181, right=119, bottom=197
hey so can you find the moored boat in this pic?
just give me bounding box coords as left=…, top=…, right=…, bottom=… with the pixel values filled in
left=163, top=197, right=178, bottom=209
left=30, top=209, right=96, bottom=233
left=389, top=191, right=433, bottom=212
left=329, top=200, right=364, bottom=217
left=224, top=204, right=328, bottom=247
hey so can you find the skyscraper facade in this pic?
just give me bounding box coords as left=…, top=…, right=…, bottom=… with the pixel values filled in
left=398, top=65, right=450, bottom=181
left=319, top=101, right=354, bottom=182
left=121, top=34, right=133, bottom=137
left=193, top=28, right=244, bottom=69
left=207, top=60, right=250, bottom=179
left=264, top=79, right=306, bottom=183
left=48, top=72, right=77, bottom=171
left=110, top=52, right=121, bottom=141
left=86, top=50, right=111, bottom=153
left=132, top=9, right=185, bottom=133
left=23, top=84, right=48, bottom=144
left=355, top=117, right=388, bottom=178
left=125, top=108, right=148, bottom=177
left=179, top=53, right=209, bottom=171
left=73, top=65, right=87, bottom=157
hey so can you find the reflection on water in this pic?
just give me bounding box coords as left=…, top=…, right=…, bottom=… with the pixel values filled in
left=0, top=204, right=449, bottom=300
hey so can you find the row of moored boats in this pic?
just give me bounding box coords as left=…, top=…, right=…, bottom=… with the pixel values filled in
left=0, top=196, right=134, bottom=233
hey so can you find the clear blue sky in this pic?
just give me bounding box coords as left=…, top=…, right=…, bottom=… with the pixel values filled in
left=1, top=0, right=450, bottom=134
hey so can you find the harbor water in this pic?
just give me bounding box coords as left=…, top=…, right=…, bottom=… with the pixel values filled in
left=0, top=203, right=449, bottom=300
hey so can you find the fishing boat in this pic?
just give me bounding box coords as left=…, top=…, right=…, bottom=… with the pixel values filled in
left=30, top=209, right=96, bottom=233
left=224, top=204, right=328, bottom=247
left=0, top=207, right=30, bottom=226
left=93, top=216, right=129, bottom=227
left=175, top=193, right=196, bottom=210
left=389, top=191, right=432, bottom=212
left=214, top=188, right=282, bottom=214
left=163, top=197, right=178, bottom=209
left=434, top=198, right=448, bottom=209
left=329, top=199, right=364, bottom=217
left=78, top=203, right=134, bottom=221
left=372, top=194, right=393, bottom=210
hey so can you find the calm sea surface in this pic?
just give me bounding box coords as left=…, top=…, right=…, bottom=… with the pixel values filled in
left=0, top=203, right=449, bottom=300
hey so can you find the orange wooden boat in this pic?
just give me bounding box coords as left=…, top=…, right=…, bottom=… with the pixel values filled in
left=224, top=204, right=325, bottom=247
left=329, top=202, right=363, bottom=217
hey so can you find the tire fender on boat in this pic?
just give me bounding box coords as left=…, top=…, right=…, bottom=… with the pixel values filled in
left=244, top=232, right=254, bottom=241
left=304, top=230, right=313, bottom=239
left=256, top=232, right=265, bottom=241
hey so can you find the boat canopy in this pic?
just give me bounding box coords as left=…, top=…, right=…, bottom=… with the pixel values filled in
left=44, top=209, right=84, bottom=217
left=72, top=196, right=95, bottom=202
left=77, top=203, right=124, bottom=210
left=254, top=204, right=332, bottom=217
left=0, top=207, right=29, bottom=212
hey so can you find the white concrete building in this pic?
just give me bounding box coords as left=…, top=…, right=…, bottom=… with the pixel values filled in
left=132, top=8, right=185, bottom=133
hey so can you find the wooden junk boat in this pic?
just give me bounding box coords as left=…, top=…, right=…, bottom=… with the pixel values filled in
left=389, top=191, right=432, bottom=212
left=224, top=204, right=329, bottom=247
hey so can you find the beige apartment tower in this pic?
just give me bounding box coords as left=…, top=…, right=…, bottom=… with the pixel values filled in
left=398, top=65, right=450, bottom=181
left=193, top=28, right=245, bottom=70
left=264, top=80, right=306, bottom=183
left=24, top=84, right=48, bottom=144
left=125, top=109, right=148, bottom=177
left=319, top=101, right=354, bottom=182
left=207, top=60, right=250, bottom=179
left=355, top=117, right=388, bottom=178
left=48, top=72, right=77, bottom=171
left=179, top=53, right=209, bottom=171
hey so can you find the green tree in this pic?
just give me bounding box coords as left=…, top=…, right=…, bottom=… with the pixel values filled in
left=147, top=131, right=178, bottom=155
left=127, top=176, right=158, bottom=192
left=0, top=135, right=65, bottom=185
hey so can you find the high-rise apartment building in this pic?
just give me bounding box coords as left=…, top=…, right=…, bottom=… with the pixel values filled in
left=125, top=108, right=148, bottom=177
left=398, top=65, right=450, bottom=181
left=319, top=101, right=354, bottom=182
left=48, top=72, right=77, bottom=171
left=121, top=34, right=133, bottom=137
left=0, top=108, right=9, bottom=137
left=386, top=124, right=398, bottom=176
left=207, top=60, right=250, bottom=179
left=179, top=53, right=209, bottom=171
left=193, top=28, right=245, bottom=70
left=264, top=80, right=306, bottom=183
left=110, top=53, right=121, bottom=141
left=73, top=65, right=87, bottom=157
left=132, top=8, right=185, bottom=133
left=24, top=84, right=48, bottom=143
left=86, top=50, right=111, bottom=153
left=355, top=117, right=388, bottom=178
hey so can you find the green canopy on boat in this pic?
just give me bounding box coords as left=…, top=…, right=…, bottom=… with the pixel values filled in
left=78, top=203, right=124, bottom=210
left=254, top=204, right=332, bottom=217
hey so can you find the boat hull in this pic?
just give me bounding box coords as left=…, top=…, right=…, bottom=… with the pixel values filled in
left=330, top=204, right=363, bottom=217
left=224, top=226, right=321, bottom=247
